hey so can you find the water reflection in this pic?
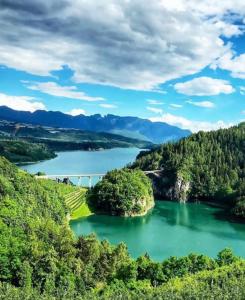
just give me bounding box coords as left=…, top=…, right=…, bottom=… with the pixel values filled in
left=71, top=201, right=245, bottom=260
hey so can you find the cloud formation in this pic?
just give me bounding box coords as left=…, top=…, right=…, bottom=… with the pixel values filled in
left=174, top=77, right=234, bottom=96
left=186, top=100, right=215, bottom=108
left=147, top=106, right=163, bottom=114
left=150, top=113, right=233, bottom=132
left=0, top=93, right=46, bottom=112
left=170, top=104, right=182, bottom=108
left=67, top=108, right=86, bottom=116
left=213, top=52, right=245, bottom=79
left=25, top=82, right=105, bottom=101
left=147, top=99, right=164, bottom=105
left=99, top=103, right=117, bottom=109
left=0, top=0, right=244, bottom=90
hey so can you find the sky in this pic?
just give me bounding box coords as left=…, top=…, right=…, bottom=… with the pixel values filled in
left=0, top=0, right=244, bottom=132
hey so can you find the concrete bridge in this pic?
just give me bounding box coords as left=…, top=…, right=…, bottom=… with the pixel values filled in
left=35, top=170, right=162, bottom=188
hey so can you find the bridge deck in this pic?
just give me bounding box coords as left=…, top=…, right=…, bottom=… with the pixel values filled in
left=35, top=170, right=161, bottom=179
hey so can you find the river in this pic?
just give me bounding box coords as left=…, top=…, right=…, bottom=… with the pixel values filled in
left=21, top=148, right=245, bottom=261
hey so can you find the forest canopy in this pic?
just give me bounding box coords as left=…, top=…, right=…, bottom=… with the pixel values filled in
left=89, top=168, right=154, bottom=216
left=0, top=156, right=245, bottom=298
left=132, top=123, right=245, bottom=217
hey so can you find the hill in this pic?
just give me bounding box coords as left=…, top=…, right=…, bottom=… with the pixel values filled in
left=0, top=106, right=191, bottom=143
left=132, top=123, right=245, bottom=217
left=0, top=156, right=244, bottom=298
left=0, top=119, right=153, bottom=151
left=89, top=168, right=154, bottom=216
left=0, top=138, right=56, bottom=163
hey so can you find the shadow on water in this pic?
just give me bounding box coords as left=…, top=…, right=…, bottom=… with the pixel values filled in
left=72, top=201, right=245, bottom=242
left=72, top=208, right=154, bottom=228
left=153, top=201, right=245, bottom=242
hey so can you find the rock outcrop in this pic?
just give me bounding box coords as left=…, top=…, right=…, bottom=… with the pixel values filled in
left=147, top=171, right=191, bottom=202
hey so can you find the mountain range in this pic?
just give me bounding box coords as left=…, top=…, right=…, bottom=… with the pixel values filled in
left=0, top=106, right=190, bottom=143
left=0, top=119, right=153, bottom=152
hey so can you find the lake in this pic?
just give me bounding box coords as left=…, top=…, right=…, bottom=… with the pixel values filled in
left=71, top=201, right=245, bottom=261
left=20, top=147, right=141, bottom=185
left=21, top=148, right=245, bottom=261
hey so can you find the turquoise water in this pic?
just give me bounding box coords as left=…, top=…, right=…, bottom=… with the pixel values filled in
left=21, top=148, right=245, bottom=261
left=70, top=201, right=245, bottom=261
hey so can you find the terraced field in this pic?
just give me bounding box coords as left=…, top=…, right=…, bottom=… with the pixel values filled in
left=65, top=188, right=92, bottom=219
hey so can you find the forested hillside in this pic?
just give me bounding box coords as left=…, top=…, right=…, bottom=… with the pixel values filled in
left=133, top=123, right=245, bottom=217
left=90, top=168, right=154, bottom=216
left=0, top=138, right=56, bottom=163
left=0, top=156, right=245, bottom=299
left=0, top=119, right=153, bottom=151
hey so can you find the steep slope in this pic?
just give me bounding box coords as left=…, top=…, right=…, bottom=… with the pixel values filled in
left=132, top=123, right=245, bottom=215
left=0, top=106, right=191, bottom=143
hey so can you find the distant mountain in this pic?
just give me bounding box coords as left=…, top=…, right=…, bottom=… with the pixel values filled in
left=0, top=119, right=153, bottom=151
left=0, top=106, right=191, bottom=143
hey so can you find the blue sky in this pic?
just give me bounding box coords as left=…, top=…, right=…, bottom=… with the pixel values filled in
left=0, top=1, right=244, bottom=132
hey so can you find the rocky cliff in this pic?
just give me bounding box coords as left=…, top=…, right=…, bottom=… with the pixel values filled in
left=148, top=171, right=191, bottom=202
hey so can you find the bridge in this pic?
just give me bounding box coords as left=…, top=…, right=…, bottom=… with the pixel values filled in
left=35, top=170, right=162, bottom=188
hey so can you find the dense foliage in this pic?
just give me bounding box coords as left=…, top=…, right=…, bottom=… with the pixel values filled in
left=89, top=168, right=154, bottom=216
left=133, top=123, right=245, bottom=216
left=0, top=138, right=56, bottom=163
left=0, top=156, right=245, bottom=299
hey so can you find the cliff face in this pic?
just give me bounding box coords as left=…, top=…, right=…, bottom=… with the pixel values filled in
left=166, top=176, right=191, bottom=202
left=148, top=171, right=191, bottom=202
left=119, top=197, right=155, bottom=217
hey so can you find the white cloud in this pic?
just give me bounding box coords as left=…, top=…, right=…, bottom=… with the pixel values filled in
left=99, top=103, right=117, bottom=109
left=174, top=77, right=234, bottom=96
left=147, top=106, right=163, bottom=114
left=214, top=20, right=243, bottom=38
left=150, top=89, right=167, bottom=94
left=67, top=108, right=86, bottom=116
left=241, top=110, right=245, bottom=115
left=240, top=87, right=245, bottom=95
left=160, top=0, right=245, bottom=16
left=170, top=103, right=183, bottom=108
left=147, top=99, right=164, bottom=105
left=25, top=82, right=105, bottom=102
left=186, top=100, right=215, bottom=108
left=0, top=93, right=46, bottom=112
left=1, top=1, right=243, bottom=90
left=149, top=113, right=233, bottom=132
left=213, top=52, right=245, bottom=79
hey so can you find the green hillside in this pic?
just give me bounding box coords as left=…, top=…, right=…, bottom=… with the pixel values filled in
left=132, top=123, right=245, bottom=217
left=0, top=156, right=245, bottom=298
left=0, top=138, right=56, bottom=163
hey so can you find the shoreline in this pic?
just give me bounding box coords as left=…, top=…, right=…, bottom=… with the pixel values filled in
left=15, top=146, right=144, bottom=166
left=15, top=154, right=57, bottom=166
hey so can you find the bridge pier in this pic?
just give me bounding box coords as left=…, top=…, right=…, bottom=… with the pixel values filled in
left=77, top=176, right=82, bottom=186
left=88, top=176, right=92, bottom=189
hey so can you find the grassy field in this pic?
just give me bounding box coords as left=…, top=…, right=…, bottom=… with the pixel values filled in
left=65, top=188, right=93, bottom=220
left=38, top=178, right=93, bottom=220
